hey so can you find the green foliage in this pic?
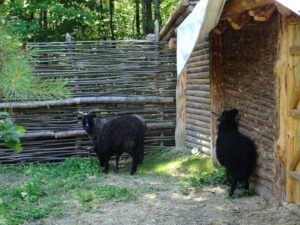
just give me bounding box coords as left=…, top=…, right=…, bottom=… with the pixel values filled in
left=137, top=148, right=226, bottom=195
left=1, top=0, right=179, bottom=41
left=0, top=149, right=228, bottom=224
left=0, top=24, right=71, bottom=101
left=0, top=112, right=25, bottom=153
left=0, top=157, right=137, bottom=225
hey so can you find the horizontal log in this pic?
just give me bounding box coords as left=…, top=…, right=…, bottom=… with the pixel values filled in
left=188, top=54, right=209, bottom=64
left=186, top=130, right=211, bottom=141
left=188, top=72, right=210, bottom=79
left=21, top=122, right=175, bottom=140
left=186, top=90, right=210, bottom=98
left=186, top=107, right=211, bottom=117
left=186, top=124, right=211, bottom=135
left=187, top=84, right=210, bottom=91
left=289, top=171, right=300, bottom=182
left=160, top=0, right=190, bottom=38
left=186, top=113, right=211, bottom=123
left=186, top=101, right=210, bottom=110
left=289, top=109, right=300, bottom=119
left=185, top=140, right=211, bottom=155
left=186, top=96, right=210, bottom=104
left=187, top=118, right=210, bottom=129
left=0, top=96, right=175, bottom=109
left=186, top=80, right=210, bottom=85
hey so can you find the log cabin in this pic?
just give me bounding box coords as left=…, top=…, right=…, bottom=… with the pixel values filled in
left=161, top=0, right=300, bottom=206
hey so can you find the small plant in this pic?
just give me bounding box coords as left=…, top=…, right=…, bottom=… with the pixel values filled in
left=0, top=111, right=25, bottom=152
left=0, top=25, right=71, bottom=102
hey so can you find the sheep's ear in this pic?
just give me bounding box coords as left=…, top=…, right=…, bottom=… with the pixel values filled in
left=77, top=115, right=83, bottom=120
left=231, top=108, right=239, bottom=116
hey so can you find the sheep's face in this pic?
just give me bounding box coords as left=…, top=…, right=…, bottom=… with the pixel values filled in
left=77, top=112, right=96, bottom=134
left=218, top=108, right=239, bottom=123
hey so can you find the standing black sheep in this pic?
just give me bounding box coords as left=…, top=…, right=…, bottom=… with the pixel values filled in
left=78, top=111, right=146, bottom=175
left=216, top=108, right=257, bottom=196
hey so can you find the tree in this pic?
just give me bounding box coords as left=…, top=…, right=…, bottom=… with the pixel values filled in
left=109, top=0, right=115, bottom=40
left=154, top=0, right=161, bottom=27
left=135, top=0, right=141, bottom=36
left=142, top=0, right=153, bottom=35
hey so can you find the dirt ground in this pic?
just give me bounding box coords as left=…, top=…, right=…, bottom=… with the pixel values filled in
left=25, top=173, right=300, bottom=225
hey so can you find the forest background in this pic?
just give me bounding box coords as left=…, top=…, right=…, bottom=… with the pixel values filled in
left=0, top=0, right=179, bottom=41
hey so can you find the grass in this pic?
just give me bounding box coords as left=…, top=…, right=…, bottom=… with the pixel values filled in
left=136, top=148, right=226, bottom=194
left=0, top=157, right=135, bottom=225
left=0, top=148, right=226, bottom=224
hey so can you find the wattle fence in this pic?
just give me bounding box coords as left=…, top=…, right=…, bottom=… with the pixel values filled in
left=0, top=40, right=177, bottom=164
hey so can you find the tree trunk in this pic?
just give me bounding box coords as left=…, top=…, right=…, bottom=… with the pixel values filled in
left=98, top=0, right=107, bottom=40
left=154, top=0, right=161, bottom=27
left=109, top=0, right=115, bottom=40
left=142, top=0, right=153, bottom=35
left=135, top=0, right=141, bottom=36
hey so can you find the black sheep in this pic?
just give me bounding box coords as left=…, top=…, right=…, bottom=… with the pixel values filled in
left=216, top=108, right=257, bottom=196
left=78, top=111, right=146, bottom=175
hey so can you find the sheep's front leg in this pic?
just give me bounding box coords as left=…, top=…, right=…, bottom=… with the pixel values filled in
left=114, top=153, right=120, bottom=174
left=226, top=169, right=231, bottom=184
left=244, top=180, right=249, bottom=190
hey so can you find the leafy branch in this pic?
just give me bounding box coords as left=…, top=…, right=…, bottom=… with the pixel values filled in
left=0, top=112, right=25, bottom=153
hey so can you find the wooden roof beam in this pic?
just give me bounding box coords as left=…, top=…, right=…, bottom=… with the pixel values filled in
left=160, top=0, right=190, bottom=38
left=229, top=11, right=252, bottom=30
left=250, top=4, right=276, bottom=22
left=213, top=20, right=229, bottom=35
left=222, top=0, right=273, bottom=17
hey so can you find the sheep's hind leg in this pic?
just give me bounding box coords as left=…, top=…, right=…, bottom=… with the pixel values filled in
left=102, top=161, right=109, bottom=174
left=114, top=154, right=120, bottom=174
left=130, top=155, right=139, bottom=175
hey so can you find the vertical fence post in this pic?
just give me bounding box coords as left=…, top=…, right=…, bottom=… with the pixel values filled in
left=155, top=20, right=160, bottom=42
left=160, top=111, right=164, bottom=146
left=66, top=33, right=81, bottom=155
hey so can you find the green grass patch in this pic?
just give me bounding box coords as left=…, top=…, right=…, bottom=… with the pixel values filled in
left=137, top=148, right=226, bottom=194
left=0, top=148, right=227, bottom=224
left=0, top=157, right=136, bottom=225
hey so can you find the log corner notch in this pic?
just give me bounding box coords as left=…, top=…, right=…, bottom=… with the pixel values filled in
left=220, top=0, right=277, bottom=31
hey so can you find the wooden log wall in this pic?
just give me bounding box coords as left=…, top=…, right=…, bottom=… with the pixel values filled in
left=0, top=41, right=177, bottom=164
left=221, top=17, right=279, bottom=201
left=185, top=40, right=211, bottom=155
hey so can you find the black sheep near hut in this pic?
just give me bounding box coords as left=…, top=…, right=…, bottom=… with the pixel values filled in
left=78, top=111, right=146, bottom=175
left=216, top=108, right=257, bottom=196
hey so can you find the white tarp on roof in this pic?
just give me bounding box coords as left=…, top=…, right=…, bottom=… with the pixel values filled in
left=176, top=0, right=225, bottom=76
left=276, top=0, right=300, bottom=15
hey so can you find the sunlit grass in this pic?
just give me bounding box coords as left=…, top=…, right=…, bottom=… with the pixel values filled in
left=137, top=148, right=226, bottom=194
left=0, top=148, right=226, bottom=224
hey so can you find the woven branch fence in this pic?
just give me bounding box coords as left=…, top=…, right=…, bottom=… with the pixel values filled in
left=0, top=40, right=177, bottom=164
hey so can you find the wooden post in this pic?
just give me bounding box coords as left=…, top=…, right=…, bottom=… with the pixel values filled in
left=175, top=69, right=187, bottom=147
left=210, top=33, right=225, bottom=166
left=154, top=20, right=160, bottom=42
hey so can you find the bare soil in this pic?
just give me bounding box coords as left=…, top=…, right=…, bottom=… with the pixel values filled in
left=25, top=173, right=300, bottom=225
